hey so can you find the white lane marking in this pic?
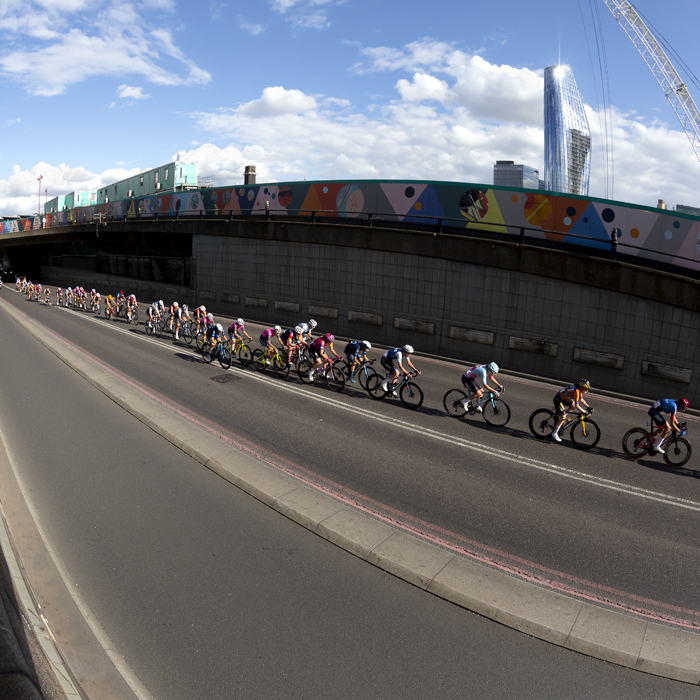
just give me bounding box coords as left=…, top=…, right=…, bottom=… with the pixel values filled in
left=41, top=301, right=700, bottom=514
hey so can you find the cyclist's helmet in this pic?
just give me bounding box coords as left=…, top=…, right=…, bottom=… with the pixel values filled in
left=173, top=301, right=179, bottom=308
left=361, top=340, right=371, bottom=350
left=237, top=318, right=244, bottom=326
left=216, top=323, right=223, bottom=332
left=309, top=319, right=317, bottom=328
left=274, top=325, right=282, bottom=335
left=119, top=290, right=124, bottom=296
left=679, top=397, right=690, bottom=411
left=294, top=325, right=303, bottom=334
left=324, top=333, right=334, bottom=342
left=108, top=295, right=113, bottom=301
left=91, top=288, right=95, bottom=293
left=199, top=305, right=206, bottom=312
left=487, top=362, right=499, bottom=374
left=577, top=379, right=591, bottom=391
left=207, top=313, right=214, bottom=321
left=57, top=287, right=62, bottom=292
left=403, top=344, right=414, bottom=355
left=182, top=304, right=188, bottom=311
left=159, top=300, right=164, bottom=307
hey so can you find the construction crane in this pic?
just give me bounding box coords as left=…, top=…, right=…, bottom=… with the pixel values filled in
left=603, top=0, right=700, bottom=165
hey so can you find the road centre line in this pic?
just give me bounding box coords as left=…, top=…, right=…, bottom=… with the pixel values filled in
left=33, top=301, right=700, bottom=515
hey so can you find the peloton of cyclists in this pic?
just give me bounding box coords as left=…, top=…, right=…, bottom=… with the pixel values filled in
left=648, top=397, right=689, bottom=454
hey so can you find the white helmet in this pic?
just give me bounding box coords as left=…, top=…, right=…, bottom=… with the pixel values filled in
left=294, top=325, right=303, bottom=334
left=274, top=325, right=282, bottom=335
left=207, top=313, right=214, bottom=321
left=308, top=319, right=317, bottom=328
left=173, top=301, right=179, bottom=308
left=362, top=340, right=371, bottom=350
left=216, top=323, right=223, bottom=332
left=159, top=300, right=164, bottom=307
left=237, top=318, right=244, bottom=325
left=199, top=305, right=206, bottom=312
left=487, top=362, right=499, bottom=374
left=182, top=304, right=188, bottom=311
left=403, top=344, right=414, bottom=355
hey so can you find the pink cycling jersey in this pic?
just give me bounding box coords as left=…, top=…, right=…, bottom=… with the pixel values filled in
left=311, top=337, right=326, bottom=351
left=261, top=328, right=274, bottom=340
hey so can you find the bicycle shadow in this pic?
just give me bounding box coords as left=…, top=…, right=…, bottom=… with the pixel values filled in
left=174, top=352, right=204, bottom=364
left=624, top=457, right=700, bottom=479
left=448, top=416, right=536, bottom=442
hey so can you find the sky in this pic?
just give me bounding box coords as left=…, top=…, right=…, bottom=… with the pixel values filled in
left=0, top=0, right=699, bottom=216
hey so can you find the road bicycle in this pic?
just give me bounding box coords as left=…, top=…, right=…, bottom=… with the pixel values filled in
left=201, top=339, right=232, bottom=370
left=126, top=307, right=139, bottom=325
left=284, top=342, right=308, bottom=371
left=104, top=304, right=117, bottom=321
left=297, top=357, right=346, bottom=392
left=144, top=315, right=164, bottom=338
left=443, top=387, right=511, bottom=428
left=342, top=358, right=378, bottom=389
left=366, top=370, right=423, bottom=409
left=528, top=408, right=600, bottom=450
left=253, top=346, right=290, bottom=379
left=622, top=422, right=691, bottom=468
left=228, top=336, right=252, bottom=366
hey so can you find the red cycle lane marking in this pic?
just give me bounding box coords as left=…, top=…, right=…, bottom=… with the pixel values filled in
left=6, top=298, right=700, bottom=630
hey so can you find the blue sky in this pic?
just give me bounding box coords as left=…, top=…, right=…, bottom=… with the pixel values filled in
left=0, top=0, right=699, bottom=215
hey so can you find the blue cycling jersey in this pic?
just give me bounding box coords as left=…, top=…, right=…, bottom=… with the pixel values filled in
left=384, top=347, right=403, bottom=361
left=650, top=399, right=677, bottom=417
left=345, top=341, right=362, bottom=356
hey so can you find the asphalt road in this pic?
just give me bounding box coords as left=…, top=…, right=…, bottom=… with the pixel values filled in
left=1, top=288, right=699, bottom=698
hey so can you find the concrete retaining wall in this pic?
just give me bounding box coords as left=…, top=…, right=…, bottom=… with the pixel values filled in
left=39, top=220, right=700, bottom=401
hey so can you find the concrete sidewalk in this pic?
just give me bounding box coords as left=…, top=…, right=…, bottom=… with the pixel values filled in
left=1, top=295, right=700, bottom=690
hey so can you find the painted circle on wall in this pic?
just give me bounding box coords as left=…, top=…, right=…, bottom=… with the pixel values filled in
left=630, top=228, right=640, bottom=239
left=511, top=195, right=519, bottom=203
left=414, top=202, right=423, bottom=211
left=460, top=189, right=489, bottom=221
left=323, top=186, right=329, bottom=194
left=674, top=221, right=680, bottom=229
left=601, top=208, right=615, bottom=223
left=563, top=217, right=571, bottom=226
left=247, top=190, right=255, bottom=202
left=522, top=194, right=552, bottom=228
left=405, top=186, right=415, bottom=198
left=566, top=206, right=576, bottom=216
left=190, top=193, right=200, bottom=209
left=664, top=230, right=673, bottom=240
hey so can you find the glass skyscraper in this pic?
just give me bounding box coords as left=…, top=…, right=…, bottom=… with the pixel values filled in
left=544, top=64, right=591, bottom=196
left=494, top=161, right=541, bottom=189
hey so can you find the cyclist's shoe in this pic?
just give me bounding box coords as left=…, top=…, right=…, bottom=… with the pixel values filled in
left=392, top=390, right=399, bottom=398
left=551, top=433, right=562, bottom=442
left=349, top=378, right=356, bottom=383
left=654, top=446, right=665, bottom=454
left=175, top=332, right=179, bottom=340
left=380, top=380, right=389, bottom=392
left=307, top=370, right=315, bottom=381
left=475, top=405, right=483, bottom=413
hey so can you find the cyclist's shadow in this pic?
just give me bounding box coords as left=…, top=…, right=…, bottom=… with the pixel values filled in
left=628, top=457, right=700, bottom=479
left=451, top=418, right=535, bottom=442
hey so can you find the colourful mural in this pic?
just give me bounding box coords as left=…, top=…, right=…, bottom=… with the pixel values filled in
left=5, top=180, right=700, bottom=274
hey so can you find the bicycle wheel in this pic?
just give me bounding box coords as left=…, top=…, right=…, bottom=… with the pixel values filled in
left=400, top=381, right=423, bottom=410
left=219, top=344, right=232, bottom=370
left=182, top=324, right=192, bottom=344
left=621, top=428, right=651, bottom=459
left=201, top=345, right=213, bottom=364
left=132, top=309, right=139, bottom=325
left=145, top=320, right=153, bottom=335
left=443, top=389, right=468, bottom=417
left=529, top=409, right=556, bottom=439
left=570, top=418, right=601, bottom=450
left=334, top=360, right=349, bottom=379
left=274, top=354, right=290, bottom=379
left=366, top=374, right=387, bottom=401
left=195, top=332, right=205, bottom=351
left=298, top=359, right=314, bottom=384
left=358, top=367, right=378, bottom=390
left=482, top=398, right=511, bottom=428
left=325, top=365, right=346, bottom=392
left=664, top=436, right=692, bottom=468
left=252, top=349, right=267, bottom=372
left=238, top=344, right=252, bottom=367
left=154, top=320, right=162, bottom=338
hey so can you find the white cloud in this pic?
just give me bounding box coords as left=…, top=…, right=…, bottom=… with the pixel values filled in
left=238, top=16, right=264, bottom=35
left=238, top=86, right=318, bottom=117
left=0, top=2, right=211, bottom=95
left=269, top=0, right=340, bottom=29
left=117, top=84, right=151, bottom=100
left=396, top=73, right=453, bottom=104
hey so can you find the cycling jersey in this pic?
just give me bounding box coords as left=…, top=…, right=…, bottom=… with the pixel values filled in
left=206, top=326, right=222, bottom=342
left=465, top=365, right=488, bottom=385
left=280, top=329, right=295, bottom=344
left=649, top=399, right=677, bottom=424
left=384, top=348, right=403, bottom=362
left=344, top=341, right=362, bottom=358
left=556, top=385, right=583, bottom=403
left=311, top=337, right=327, bottom=352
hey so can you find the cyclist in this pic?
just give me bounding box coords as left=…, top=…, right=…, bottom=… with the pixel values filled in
left=168, top=301, right=180, bottom=334
left=43, top=285, right=51, bottom=305
left=126, top=294, right=138, bottom=322
left=551, top=379, right=592, bottom=443
left=115, top=290, right=126, bottom=314
left=194, top=305, right=207, bottom=333
left=94, top=291, right=101, bottom=312
left=307, top=333, right=341, bottom=380
left=279, top=327, right=297, bottom=357
left=228, top=318, right=252, bottom=345
left=204, top=322, right=225, bottom=353
left=35, top=283, right=41, bottom=301
left=105, top=294, right=116, bottom=318
left=146, top=300, right=161, bottom=328
left=380, top=345, right=420, bottom=396
left=56, top=287, right=63, bottom=305
left=344, top=340, right=372, bottom=383
left=259, top=325, right=283, bottom=363
left=296, top=319, right=317, bottom=342
left=461, top=362, right=503, bottom=413
left=648, top=398, right=689, bottom=454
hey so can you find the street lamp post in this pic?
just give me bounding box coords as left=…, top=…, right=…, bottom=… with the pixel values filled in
left=37, top=174, right=43, bottom=216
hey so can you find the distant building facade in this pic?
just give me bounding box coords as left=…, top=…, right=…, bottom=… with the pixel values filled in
left=493, top=161, right=541, bottom=189
left=544, top=64, right=591, bottom=196
left=676, top=204, right=700, bottom=216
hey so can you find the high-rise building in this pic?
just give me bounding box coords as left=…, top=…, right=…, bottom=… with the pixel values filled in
left=493, top=161, right=541, bottom=189
left=544, top=64, right=591, bottom=196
